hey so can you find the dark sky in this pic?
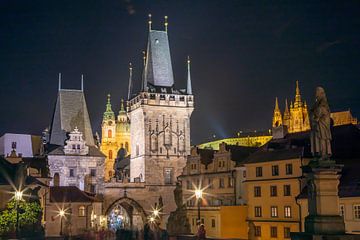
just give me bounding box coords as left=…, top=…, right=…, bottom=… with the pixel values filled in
left=1, top=0, right=360, bottom=145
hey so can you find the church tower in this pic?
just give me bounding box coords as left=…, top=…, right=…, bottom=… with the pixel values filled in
left=288, top=81, right=310, bottom=133
left=115, top=99, right=131, bottom=154
left=283, top=99, right=290, bottom=128
left=272, top=97, right=283, bottom=127
left=128, top=18, right=194, bottom=185
left=100, top=94, right=118, bottom=180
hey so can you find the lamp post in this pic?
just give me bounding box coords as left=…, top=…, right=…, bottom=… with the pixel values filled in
left=59, top=209, right=65, bottom=236
left=195, top=189, right=203, bottom=224
left=14, top=190, right=23, bottom=238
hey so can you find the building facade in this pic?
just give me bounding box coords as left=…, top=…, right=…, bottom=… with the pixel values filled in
left=100, top=95, right=130, bottom=181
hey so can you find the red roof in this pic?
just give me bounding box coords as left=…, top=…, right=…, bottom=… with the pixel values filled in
left=50, top=186, right=101, bottom=203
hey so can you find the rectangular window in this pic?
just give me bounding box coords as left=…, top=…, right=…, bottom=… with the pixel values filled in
left=164, top=168, right=173, bottom=184
left=255, top=206, right=262, bottom=217
left=90, top=169, right=96, bottom=177
left=340, top=204, right=345, bottom=217
left=284, top=227, right=291, bottom=239
left=354, top=205, right=360, bottom=219
left=90, top=184, right=96, bottom=193
left=211, top=219, right=216, bottom=228
left=284, top=206, right=292, bottom=218
left=186, top=180, right=191, bottom=190
left=270, top=226, right=278, bottom=238
left=256, top=167, right=263, bottom=177
left=270, top=185, right=277, bottom=197
left=284, top=185, right=291, bottom=196
left=69, top=168, right=75, bottom=177
left=254, top=226, right=261, bottom=237
left=254, top=186, right=261, bottom=197
left=271, top=206, right=278, bottom=218
left=78, top=206, right=86, bottom=217
left=219, top=178, right=225, bottom=188
left=286, top=163, right=293, bottom=175
left=272, top=165, right=279, bottom=176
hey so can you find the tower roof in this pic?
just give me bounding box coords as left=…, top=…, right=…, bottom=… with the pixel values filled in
left=144, top=30, right=174, bottom=87
left=50, top=89, right=94, bottom=146
left=103, top=94, right=115, bottom=121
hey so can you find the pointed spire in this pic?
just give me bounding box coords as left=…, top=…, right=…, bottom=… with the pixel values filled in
left=284, top=99, right=289, bottom=113
left=187, top=56, right=192, bottom=95
left=58, top=73, right=62, bottom=91
left=164, top=16, right=168, bottom=32
left=106, top=94, right=112, bottom=111
left=294, top=80, right=302, bottom=107
left=274, top=97, right=280, bottom=110
left=81, top=74, right=84, bottom=91
left=127, top=63, right=132, bottom=100
left=148, top=14, right=152, bottom=31
left=296, top=80, right=300, bottom=95
left=142, top=51, right=148, bottom=92
left=103, top=94, right=115, bottom=121
left=120, top=99, right=125, bottom=112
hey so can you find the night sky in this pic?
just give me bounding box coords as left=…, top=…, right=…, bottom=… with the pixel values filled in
left=1, top=1, right=359, bottom=145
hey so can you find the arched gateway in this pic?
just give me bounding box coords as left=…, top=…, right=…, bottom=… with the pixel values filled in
left=106, top=197, right=147, bottom=230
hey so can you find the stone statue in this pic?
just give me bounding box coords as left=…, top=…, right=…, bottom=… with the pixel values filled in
left=310, top=87, right=332, bottom=161
left=174, top=182, right=183, bottom=208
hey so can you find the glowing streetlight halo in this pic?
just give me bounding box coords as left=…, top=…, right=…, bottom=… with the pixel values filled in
left=195, top=189, right=203, bottom=199
left=59, top=209, right=65, bottom=217
left=14, top=190, right=23, bottom=201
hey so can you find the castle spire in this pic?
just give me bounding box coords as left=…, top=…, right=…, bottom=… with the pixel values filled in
left=272, top=97, right=283, bottom=128
left=81, top=74, right=84, bottom=91
left=294, top=80, right=302, bottom=107
left=187, top=56, right=192, bottom=95
left=127, top=63, right=132, bottom=100
left=120, top=99, right=125, bottom=112
left=106, top=94, right=112, bottom=112
left=164, top=16, right=168, bottom=32
left=284, top=99, right=289, bottom=114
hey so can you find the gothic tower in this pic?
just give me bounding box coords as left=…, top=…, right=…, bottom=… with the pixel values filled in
left=272, top=97, right=283, bottom=127
left=115, top=99, right=131, bottom=154
left=283, top=99, right=290, bottom=128
left=128, top=23, right=194, bottom=185
left=100, top=94, right=118, bottom=180
left=288, top=81, right=310, bottom=133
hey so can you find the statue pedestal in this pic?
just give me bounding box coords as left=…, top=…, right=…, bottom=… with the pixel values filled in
left=292, top=161, right=360, bottom=239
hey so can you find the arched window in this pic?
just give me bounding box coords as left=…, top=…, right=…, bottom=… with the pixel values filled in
left=78, top=206, right=86, bottom=217
left=125, top=142, right=129, bottom=152
left=108, top=129, right=112, bottom=138
left=53, top=173, right=60, bottom=186
left=109, top=150, right=113, bottom=159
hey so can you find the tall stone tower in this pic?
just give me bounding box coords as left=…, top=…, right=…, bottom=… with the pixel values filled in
left=100, top=95, right=131, bottom=180
left=128, top=25, right=194, bottom=185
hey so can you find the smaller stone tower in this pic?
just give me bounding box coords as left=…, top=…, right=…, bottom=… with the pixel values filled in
left=272, top=97, right=283, bottom=127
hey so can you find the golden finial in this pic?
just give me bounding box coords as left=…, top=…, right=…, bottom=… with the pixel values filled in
left=164, top=16, right=168, bottom=32
left=148, top=14, right=152, bottom=31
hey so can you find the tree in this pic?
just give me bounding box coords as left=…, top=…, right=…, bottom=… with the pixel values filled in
left=0, top=198, right=43, bottom=237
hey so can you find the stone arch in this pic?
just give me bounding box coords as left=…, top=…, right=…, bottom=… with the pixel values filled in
left=106, top=197, right=147, bottom=228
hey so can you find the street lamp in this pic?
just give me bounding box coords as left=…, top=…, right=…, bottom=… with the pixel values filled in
left=195, top=189, right=203, bottom=224
left=14, top=190, right=23, bottom=237
left=59, top=209, right=65, bottom=236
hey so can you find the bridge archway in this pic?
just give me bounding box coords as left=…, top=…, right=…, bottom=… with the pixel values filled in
left=106, top=197, right=147, bottom=231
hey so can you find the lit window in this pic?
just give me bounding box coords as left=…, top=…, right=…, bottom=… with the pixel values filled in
left=108, top=129, right=112, bottom=138
left=109, top=150, right=113, bottom=159
left=228, top=177, right=234, bottom=187
left=271, top=206, right=278, bottom=218
left=284, top=206, right=292, bottom=218
left=254, top=226, right=261, bottom=237
left=79, top=206, right=86, bottom=217
left=270, top=226, right=277, bottom=238
left=254, top=186, right=261, bottom=197
left=284, top=227, right=291, bottom=239
left=286, top=164, right=293, bottom=175
left=272, top=165, right=279, bottom=176
left=354, top=205, right=360, bottom=219
left=255, top=206, right=262, bottom=217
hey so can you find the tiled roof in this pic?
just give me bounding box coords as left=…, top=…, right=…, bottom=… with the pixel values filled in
left=49, top=89, right=94, bottom=146
left=242, top=147, right=303, bottom=164
left=49, top=186, right=100, bottom=203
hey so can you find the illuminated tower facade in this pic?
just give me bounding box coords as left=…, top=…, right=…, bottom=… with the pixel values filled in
left=100, top=95, right=131, bottom=180
left=272, top=97, right=283, bottom=127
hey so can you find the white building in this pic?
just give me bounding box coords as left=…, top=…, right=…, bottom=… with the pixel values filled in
left=0, top=133, right=42, bottom=157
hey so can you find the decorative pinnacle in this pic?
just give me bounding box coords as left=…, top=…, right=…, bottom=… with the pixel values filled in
left=120, top=98, right=125, bottom=111
left=142, top=51, right=146, bottom=67
left=148, top=14, right=152, bottom=31
left=107, top=94, right=111, bottom=103
left=296, top=80, right=300, bottom=95
left=187, top=55, right=190, bottom=64
left=275, top=97, right=279, bottom=110
left=164, top=16, right=168, bottom=32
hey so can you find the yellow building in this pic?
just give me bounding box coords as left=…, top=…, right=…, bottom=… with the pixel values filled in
left=179, top=143, right=257, bottom=239
left=272, top=81, right=310, bottom=134
left=100, top=95, right=130, bottom=181
left=331, top=110, right=358, bottom=126
left=198, top=133, right=272, bottom=150
left=242, top=145, right=310, bottom=240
